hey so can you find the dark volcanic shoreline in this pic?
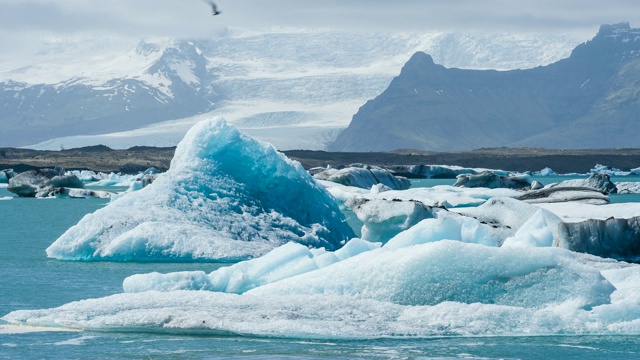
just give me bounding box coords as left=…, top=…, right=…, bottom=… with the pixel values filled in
left=1, top=146, right=639, bottom=174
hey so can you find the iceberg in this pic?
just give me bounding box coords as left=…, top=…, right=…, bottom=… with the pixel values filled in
left=313, top=165, right=410, bottom=190
left=123, top=238, right=381, bottom=294
left=346, top=197, right=441, bottom=243
left=7, top=167, right=85, bottom=198
left=46, top=118, right=355, bottom=262
left=248, top=241, right=612, bottom=309
left=617, top=182, right=640, bottom=194
left=0, top=169, right=17, bottom=184
left=450, top=197, right=547, bottom=245
left=517, top=186, right=610, bottom=205
left=534, top=202, right=640, bottom=261
left=6, top=239, right=629, bottom=338
left=453, top=171, right=531, bottom=189
left=551, top=174, right=617, bottom=194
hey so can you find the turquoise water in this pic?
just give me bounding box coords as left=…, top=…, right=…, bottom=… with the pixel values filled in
left=2, top=185, right=640, bottom=359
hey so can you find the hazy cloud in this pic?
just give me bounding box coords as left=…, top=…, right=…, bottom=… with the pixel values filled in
left=0, top=0, right=639, bottom=40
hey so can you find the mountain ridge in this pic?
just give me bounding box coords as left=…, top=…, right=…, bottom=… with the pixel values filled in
left=0, top=29, right=581, bottom=149
left=329, top=23, right=640, bottom=152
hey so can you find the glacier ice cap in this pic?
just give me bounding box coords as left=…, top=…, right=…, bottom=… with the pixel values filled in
left=46, top=117, right=355, bottom=262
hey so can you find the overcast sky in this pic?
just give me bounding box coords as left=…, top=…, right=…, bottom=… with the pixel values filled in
left=1, top=0, right=640, bottom=49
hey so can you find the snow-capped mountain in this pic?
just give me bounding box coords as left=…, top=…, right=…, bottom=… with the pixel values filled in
left=330, top=23, right=640, bottom=152
left=0, top=29, right=583, bottom=150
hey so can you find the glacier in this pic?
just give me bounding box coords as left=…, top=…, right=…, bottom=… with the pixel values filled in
left=45, top=118, right=354, bottom=262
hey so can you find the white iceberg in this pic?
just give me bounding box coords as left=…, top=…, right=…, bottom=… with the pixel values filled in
left=46, top=118, right=355, bottom=262
left=123, top=238, right=381, bottom=294
left=551, top=174, right=617, bottom=194
left=6, top=238, right=632, bottom=338
left=313, top=165, right=410, bottom=190
left=617, top=182, right=640, bottom=194
left=346, top=197, right=441, bottom=243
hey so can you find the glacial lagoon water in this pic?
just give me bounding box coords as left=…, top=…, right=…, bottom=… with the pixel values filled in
left=2, top=182, right=640, bottom=359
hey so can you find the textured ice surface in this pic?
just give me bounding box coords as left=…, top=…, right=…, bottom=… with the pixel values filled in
left=452, top=197, right=553, bottom=244
left=46, top=118, right=354, bottom=262
left=536, top=202, right=640, bottom=222
left=453, top=171, right=531, bottom=189
left=248, top=240, right=612, bottom=308
left=384, top=214, right=498, bottom=249
left=518, top=187, right=610, bottom=205
left=617, top=182, right=640, bottom=194
left=346, top=198, right=441, bottom=243
left=325, top=182, right=522, bottom=209
left=552, top=174, right=618, bottom=194
left=503, top=209, right=564, bottom=248
left=313, top=166, right=410, bottom=190
left=123, top=239, right=381, bottom=294
left=7, top=241, right=634, bottom=338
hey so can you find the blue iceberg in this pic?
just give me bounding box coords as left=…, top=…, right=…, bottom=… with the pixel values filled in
left=46, top=118, right=355, bottom=262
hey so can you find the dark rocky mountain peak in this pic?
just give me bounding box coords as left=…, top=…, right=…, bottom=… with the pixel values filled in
left=329, top=23, right=640, bottom=152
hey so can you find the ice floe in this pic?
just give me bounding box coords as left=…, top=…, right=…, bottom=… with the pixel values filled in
left=6, top=238, right=639, bottom=338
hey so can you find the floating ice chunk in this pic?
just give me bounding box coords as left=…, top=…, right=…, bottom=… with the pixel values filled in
left=452, top=197, right=543, bottom=244
left=7, top=167, right=85, bottom=198
left=123, top=238, right=381, bottom=293
left=517, top=186, right=610, bottom=205
left=46, top=118, right=355, bottom=262
left=536, top=202, right=640, bottom=222
left=390, top=164, right=476, bottom=179
left=503, top=209, right=563, bottom=248
left=248, top=241, right=613, bottom=309
left=346, top=198, right=441, bottom=243
left=536, top=202, right=640, bottom=261
left=313, top=165, right=410, bottom=190
left=325, top=182, right=522, bottom=210
left=6, top=241, right=630, bottom=338
left=615, top=182, right=640, bottom=194
left=552, top=174, right=617, bottom=194
left=536, top=167, right=558, bottom=176
left=453, top=171, right=531, bottom=189
left=384, top=213, right=497, bottom=249
left=590, top=164, right=630, bottom=176
left=6, top=238, right=640, bottom=338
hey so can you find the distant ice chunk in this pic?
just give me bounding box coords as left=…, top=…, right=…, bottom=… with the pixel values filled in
left=0, top=169, right=17, bottom=184
left=517, top=186, right=610, bottom=205
left=590, top=164, right=629, bottom=176
left=313, top=165, right=410, bottom=190
left=617, top=182, right=640, bottom=194
left=325, top=182, right=522, bottom=210
left=46, top=118, right=355, bottom=262
left=7, top=167, right=85, bottom=198
left=535, top=167, right=558, bottom=176
left=453, top=171, right=531, bottom=189
left=552, top=174, right=617, bottom=194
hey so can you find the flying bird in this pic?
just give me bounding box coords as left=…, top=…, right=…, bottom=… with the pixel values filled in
left=203, top=0, right=221, bottom=15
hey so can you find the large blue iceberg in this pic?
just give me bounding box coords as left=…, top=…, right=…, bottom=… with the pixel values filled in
left=46, top=118, right=355, bottom=262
